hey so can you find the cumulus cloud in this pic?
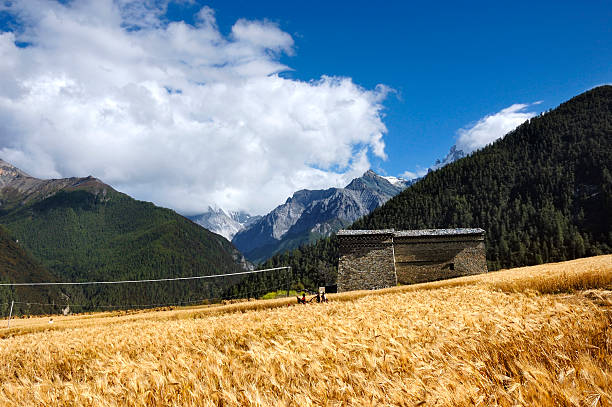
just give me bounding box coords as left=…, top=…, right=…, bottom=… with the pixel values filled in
left=0, top=0, right=389, bottom=215
left=456, top=103, right=539, bottom=153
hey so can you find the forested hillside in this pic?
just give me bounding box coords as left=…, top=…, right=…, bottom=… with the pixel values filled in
left=0, top=169, right=250, bottom=312
left=0, top=225, right=63, bottom=315
left=254, top=86, right=612, bottom=292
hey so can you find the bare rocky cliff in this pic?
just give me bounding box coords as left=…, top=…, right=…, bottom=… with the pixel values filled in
left=0, top=159, right=111, bottom=210
left=231, top=170, right=412, bottom=263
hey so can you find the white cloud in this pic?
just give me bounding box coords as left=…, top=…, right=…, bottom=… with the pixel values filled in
left=231, top=19, right=294, bottom=55
left=0, top=0, right=389, bottom=215
left=399, top=102, right=539, bottom=179
left=400, top=168, right=427, bottom=180
left=456, top=103, right=538, bottom=153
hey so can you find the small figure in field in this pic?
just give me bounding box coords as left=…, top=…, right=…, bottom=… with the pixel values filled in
left=316, top=292, right=321, bottom=303
left=297, top=293, right=307, bottom=304
left=321, top=292, right=328, bottom=302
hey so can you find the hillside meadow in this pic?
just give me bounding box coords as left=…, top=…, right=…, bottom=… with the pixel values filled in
left=0, top=255, right=611, bottom=406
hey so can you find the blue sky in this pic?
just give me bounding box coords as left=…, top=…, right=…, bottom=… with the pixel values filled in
left=165, top=0, right=612, bottom=175
left=0, top=1, right=610, bottom=214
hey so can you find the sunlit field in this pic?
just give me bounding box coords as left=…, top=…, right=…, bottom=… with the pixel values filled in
left=1, top=255, right=611, bottom=406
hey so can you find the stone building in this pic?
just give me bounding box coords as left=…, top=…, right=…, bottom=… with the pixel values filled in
left=337, top=228, right=487, bottom=292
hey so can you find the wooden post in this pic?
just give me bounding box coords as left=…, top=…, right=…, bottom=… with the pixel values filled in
left=7, top=300, right=14, bottom=329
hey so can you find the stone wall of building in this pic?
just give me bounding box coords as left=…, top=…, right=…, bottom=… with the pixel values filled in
left=337, top=229, right=487, bottom=292
left=394, top=236, right=487, bottom=285
left=337, top=233, right=397, bottom=292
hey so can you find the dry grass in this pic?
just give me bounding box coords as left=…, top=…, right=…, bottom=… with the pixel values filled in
left=0, top=255, right=611, bottom=406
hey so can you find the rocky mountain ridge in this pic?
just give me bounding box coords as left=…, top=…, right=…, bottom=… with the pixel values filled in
left=231, top=170, right=411, bottom=263
left=0, top=159, right=111, bottom=211
left=429, top=145, right=467, bottom=172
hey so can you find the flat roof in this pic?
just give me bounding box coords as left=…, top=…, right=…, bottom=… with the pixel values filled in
left=337, top=229, right=395, bottom=236
left=393, top=228, right=485, bottom=237
left=338, top=228, right=485, bottom=237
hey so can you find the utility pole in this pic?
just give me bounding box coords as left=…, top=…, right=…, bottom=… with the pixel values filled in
left=7, top=300, right=14, bottom=329
left=285, top=267, right=292, bottom=298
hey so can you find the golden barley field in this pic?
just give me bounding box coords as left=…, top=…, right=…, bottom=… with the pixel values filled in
left=1, top=255, right=611, bottom=406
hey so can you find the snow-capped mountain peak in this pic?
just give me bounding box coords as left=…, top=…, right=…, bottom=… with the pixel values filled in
left=429, top=145, right=466, bottom=172
left=188, top=207, right=261, bottom=241
left=381, top=175, right=410, bottom=188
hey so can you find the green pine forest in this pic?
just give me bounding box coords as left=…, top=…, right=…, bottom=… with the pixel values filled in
left=0, top=187, right=248, bottom=313
left=0, top=225, right=64, bottom=315
left=251, top=85, right=612, bottom=294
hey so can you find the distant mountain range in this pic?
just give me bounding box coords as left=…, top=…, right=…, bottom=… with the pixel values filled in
left=8, top=83, right=607, bottom=312
left=189, top=207, right=261, bottom=241
left=0, top=159, right=251, bottom=312
left=188, top=142, right=472, bottom=263
left=231, top=170, right=412, bottom=263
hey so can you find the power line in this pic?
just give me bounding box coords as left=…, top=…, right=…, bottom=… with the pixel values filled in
left=4, top=283, right=292, bottom=311
left=10, top=298, right=210, bottom=309
left=0, top=266, right=290, bottom=287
